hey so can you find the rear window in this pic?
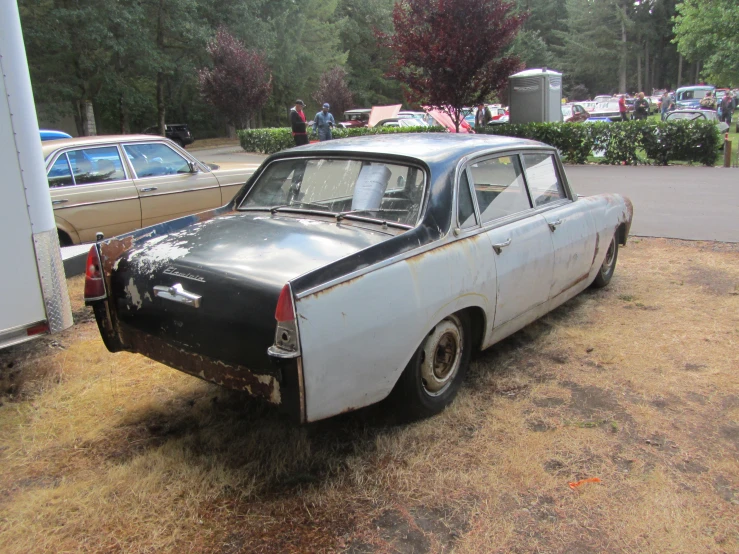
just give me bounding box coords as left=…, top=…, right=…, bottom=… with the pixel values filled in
left=239, top=158, right=426, bottom=227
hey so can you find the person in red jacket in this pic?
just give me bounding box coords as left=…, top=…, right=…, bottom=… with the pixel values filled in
left=618, top=95, right=628, bottom=122
left=290, top=99, right=308, bottom=146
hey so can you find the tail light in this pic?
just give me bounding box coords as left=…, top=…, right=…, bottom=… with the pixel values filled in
left=275, top=284, right=295, bottom=322
left=83, top=245, right=107, bottom=301
left=269, top=284, right=300, bottom=358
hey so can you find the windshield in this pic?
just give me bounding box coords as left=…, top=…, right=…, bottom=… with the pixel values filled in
left=239, top=158, right=426, bottom=227
left=667, top=112, right=708, bottom=121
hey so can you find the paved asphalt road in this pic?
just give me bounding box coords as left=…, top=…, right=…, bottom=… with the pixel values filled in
left=190, top=147, right=738, bottom=243
left=566, top=166, right=738, bottom=243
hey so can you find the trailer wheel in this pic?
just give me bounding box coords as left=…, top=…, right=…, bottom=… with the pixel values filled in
left=392, top=312, right=471, bottom=419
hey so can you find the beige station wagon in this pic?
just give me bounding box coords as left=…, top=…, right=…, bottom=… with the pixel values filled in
left=43, top=135, right=253, bottom=245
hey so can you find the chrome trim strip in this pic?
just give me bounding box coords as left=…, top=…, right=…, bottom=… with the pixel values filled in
left=153, top=283, right=202, bottom=307
left=138, top=185, right=220, bottom=197
left=53, top=196, right=141, bottom=209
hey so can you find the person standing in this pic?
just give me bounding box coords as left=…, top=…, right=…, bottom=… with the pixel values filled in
left=474, top=102, right=491, bottom=130
left=721, top=92, right=733, bottom=125
left=634, top=92, right=649, bottom=120
left=313, top=103, right=335, bottom=141
left=618, top=95, right=628, bottom=122
left=290, top=99, right=309, bottom=146
left=660, top=91, right=671, bottom=120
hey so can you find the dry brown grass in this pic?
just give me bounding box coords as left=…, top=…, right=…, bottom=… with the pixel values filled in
left=0, top=238, right=737, bottom=553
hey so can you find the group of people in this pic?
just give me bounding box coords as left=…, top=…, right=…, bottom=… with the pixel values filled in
left=699, top=91, right=735, bottom=125
left=289, top=99, right=336, bottom=146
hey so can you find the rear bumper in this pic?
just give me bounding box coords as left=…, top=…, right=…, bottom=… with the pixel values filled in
left=92, top=303, right=305, bottom=422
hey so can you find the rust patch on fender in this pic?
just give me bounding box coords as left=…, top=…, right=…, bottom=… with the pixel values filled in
left=101, top=236, right=134, bottom=276
left=125, top=332, right=281, bottom=404
left=562, top=271, right=590, bottom=293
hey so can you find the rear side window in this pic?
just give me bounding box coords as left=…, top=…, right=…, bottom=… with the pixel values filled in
left=47, top=155, right=74, bottom=188
left=67, top=146, right=126, bottom=185
left=468, top=155, right=530, bottom=224
left=124, top=143, right=190, bottom=177
left=457, top=171, right=476, bottom=229
left=522, top=153, right=567, bottom=207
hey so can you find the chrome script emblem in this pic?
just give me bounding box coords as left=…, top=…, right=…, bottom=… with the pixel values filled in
left=163, top=266, right=206, bottom=283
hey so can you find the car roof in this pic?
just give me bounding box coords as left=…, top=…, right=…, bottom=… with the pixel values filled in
left=274, top=133, right=547, bottom=166
left=41, top=134, right=172, bottom=159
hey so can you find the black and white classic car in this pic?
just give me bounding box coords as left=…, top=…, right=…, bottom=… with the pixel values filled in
left=84, top=134, right=633, bottom=422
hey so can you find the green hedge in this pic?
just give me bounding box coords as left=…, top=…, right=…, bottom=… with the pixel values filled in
left=239, top=120, right=721, bottom=166
left=479, top=120, right=721, bottom=166
left=238, top=125, right=445, bottom=155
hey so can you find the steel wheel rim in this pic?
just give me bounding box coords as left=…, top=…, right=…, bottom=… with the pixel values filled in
left=420, top=315, right=463, bottom=397
left=601, top=238, right=616, bottom=276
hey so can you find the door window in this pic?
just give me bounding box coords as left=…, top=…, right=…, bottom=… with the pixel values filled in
left=468, top=155, right=530, bottom=224
left=123, top=142, right=190, bottom=178
left=66, top=147, right=126, bottom=185
left=521, top=153, right=567, bottom=207
left=47, top=155, right=74, bottom=188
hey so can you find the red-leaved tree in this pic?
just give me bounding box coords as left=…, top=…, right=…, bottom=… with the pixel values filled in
left=198, top=28, right=272, bottom=130
left=312, top=67, right=354, bottom=118
left=384, top=0, right=526, bottom=131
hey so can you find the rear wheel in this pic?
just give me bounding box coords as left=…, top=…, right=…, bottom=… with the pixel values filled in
left=174, top=138, right=185, bottom=148
left=591, top=235, right=618, bottom=288
left=57, top=229, right=73, bottom=247
left=392, top=312, right=471, bottom=419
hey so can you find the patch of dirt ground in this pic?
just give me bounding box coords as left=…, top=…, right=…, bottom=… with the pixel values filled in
left=0, top=237, right=737, bottom=553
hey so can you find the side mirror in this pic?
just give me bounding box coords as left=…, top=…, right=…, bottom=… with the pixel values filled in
left=188, top=161, right=198, bottom=173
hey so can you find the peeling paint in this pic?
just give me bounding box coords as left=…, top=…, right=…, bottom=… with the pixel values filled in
left=125, top=278, right=143, bottom=310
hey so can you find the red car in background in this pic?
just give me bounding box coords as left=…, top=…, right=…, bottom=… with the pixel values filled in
left=339, top=109, right=371, bottom=128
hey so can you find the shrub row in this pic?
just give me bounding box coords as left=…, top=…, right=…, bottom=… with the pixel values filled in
left=479, top=120, right=721, bottom=166
left=239, top=119, right=721, bottom=166
left=238, top=125, right=445, bottom=155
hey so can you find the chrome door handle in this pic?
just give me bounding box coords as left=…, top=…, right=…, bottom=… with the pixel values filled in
left=140, top=187, right=158, bottom=192
left=153, top=283, right=201, bottom=308
left=492, top=238, right=512, bottom=254
left=548, top=219, right=563, bottom=232
left=52, top=199, right=68, bottom=205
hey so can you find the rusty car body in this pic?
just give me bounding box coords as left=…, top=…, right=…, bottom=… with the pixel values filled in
left=84, top=134, right=633, bottom=423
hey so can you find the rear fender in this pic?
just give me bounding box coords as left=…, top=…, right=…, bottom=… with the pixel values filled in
left=294, top=233, right=493, bottom=422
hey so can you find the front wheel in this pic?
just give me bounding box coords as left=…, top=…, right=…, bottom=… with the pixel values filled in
left=391, top=312, right=471, bottom=420
left=591, top=235, right=619, bottom=288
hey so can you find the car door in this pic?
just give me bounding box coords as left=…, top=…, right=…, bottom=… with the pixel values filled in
left=122, top=141, right=221, bottom=227
left=521, top=152, right=596, bottom=300
left=465, top=154, right=553, bottom=330
left=47, top=145, right=142, bottom=243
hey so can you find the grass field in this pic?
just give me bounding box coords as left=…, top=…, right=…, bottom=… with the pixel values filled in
left=0, top=238, right=737, bottom=553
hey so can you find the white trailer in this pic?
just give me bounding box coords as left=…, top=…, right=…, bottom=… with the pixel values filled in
left=0, top=0, right=73, bottom=348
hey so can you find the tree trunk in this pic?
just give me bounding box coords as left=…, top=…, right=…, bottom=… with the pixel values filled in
left=156, top=0, right=166, bottom=136
left=645, top=42, right=650, bottom=94
left=619, top=15, right=627, bottom=93
left=72, top=100, right=87, bottom=137
left=677, top=54, right=682, bottom=88
left=637, top=53, right=642, bottom=93
left=694, top=61, right=701, bottom=83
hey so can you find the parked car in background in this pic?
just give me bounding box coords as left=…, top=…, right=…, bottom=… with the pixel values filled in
left=44, top=135, right=254, bottom=246
left=675, top=85, right=715, bottom=110
left=339, top=109, right=371, bottom=128
left=561, top=103, right=590, bottom=122
left=374, top=117, right=430, bottom=128
left=593, top=95, right=612, bottom=103
left=143, top=124, right=194, bottom=148
left=40, top=129, right=73, bottom=141
left=84, top=134, right=633, bottom=423
left=590, top=99, right=624, bottom=122
left=576, top=101, right=597, bottom=113
left=665, top=109, right=729, bottom=134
